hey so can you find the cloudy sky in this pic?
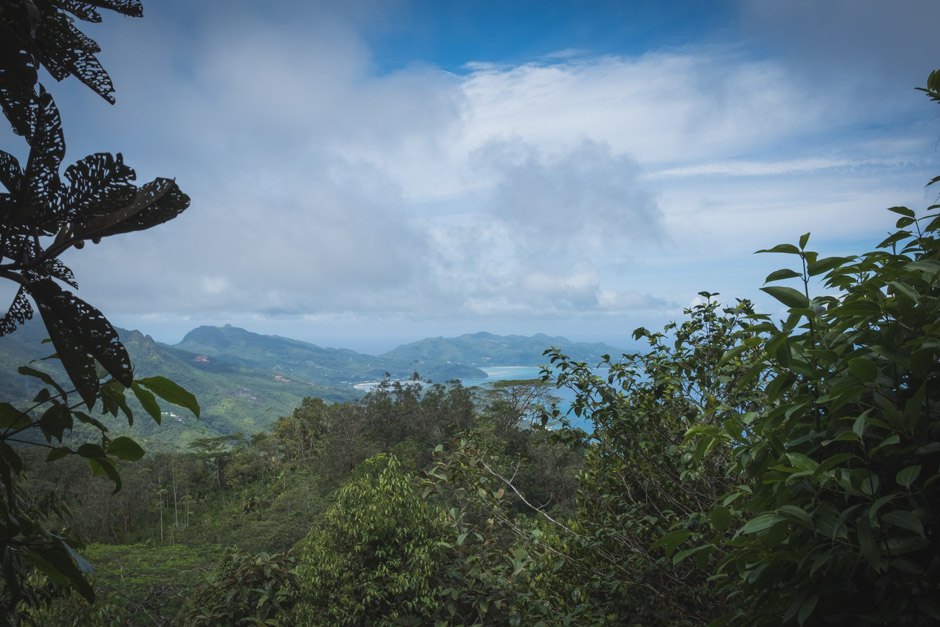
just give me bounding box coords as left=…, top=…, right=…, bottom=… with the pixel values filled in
left=11, top=0, right=940, bottom=352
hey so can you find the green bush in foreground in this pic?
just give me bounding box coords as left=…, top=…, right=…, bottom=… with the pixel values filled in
left=293, top=454, right=451, bottom=625
left=696, top=206, right=940, bottom=624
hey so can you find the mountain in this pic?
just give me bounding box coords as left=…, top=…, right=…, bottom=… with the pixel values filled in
left=381, top=331, right=625, bottom=368
left=0, top=320, right=360, bottom=450
left=0, top=323, right=625, bottom=450
left=174, top=325, right=486, bottom=383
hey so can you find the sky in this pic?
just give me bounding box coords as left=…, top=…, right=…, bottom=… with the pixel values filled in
left=4, top=0, right=940, bottom=353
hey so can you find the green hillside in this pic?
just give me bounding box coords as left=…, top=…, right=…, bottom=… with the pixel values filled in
left=0, top=321, right=359, bottom=450
left=174, top=325, right=488, bottom=383
left=0, top=322, right=620, bottom=450
left=381, top=331, right=626, bottom=367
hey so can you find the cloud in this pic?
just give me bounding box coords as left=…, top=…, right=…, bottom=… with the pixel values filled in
left=32, top=1, right=940, bottom=346
left=737, top=0, right=940, bottom=93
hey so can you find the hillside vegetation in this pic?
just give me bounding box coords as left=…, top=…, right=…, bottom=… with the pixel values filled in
left=15, top=183, right=940, bottom=623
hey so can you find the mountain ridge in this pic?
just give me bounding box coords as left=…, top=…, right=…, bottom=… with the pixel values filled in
left=0, top=321, right=629, bottom=448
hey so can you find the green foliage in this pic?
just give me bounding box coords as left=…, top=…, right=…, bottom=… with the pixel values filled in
left=0, top=1, right=196, bottom=616
left=0, top=360, right=198, bottom=616
left=293, top=454, right=450, bottom=625
left=541, top=294, right=766, bottom=624
left=694, top=207, right=940, bottom=624
left=21, top=542, right=216, bottom=626
left=424, top=434, right=579, bottom=624
left=177, top=548, right=298, bottom=626
left=0, top=1, right=189, bottom=403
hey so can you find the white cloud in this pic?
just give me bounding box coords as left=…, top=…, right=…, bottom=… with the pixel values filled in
left=36, top=1, right=940, bottom=346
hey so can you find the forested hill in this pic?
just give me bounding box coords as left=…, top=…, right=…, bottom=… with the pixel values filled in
left=173, top=325, right=488, bottom=382
left=382, top=331, right=625, bottom=367
left=0, top=322, right=618, bottom=447
left=0, top=321, right=359, bottom=449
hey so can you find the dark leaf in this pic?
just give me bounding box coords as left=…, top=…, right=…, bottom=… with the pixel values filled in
left=107, top=435, right=144, bottom=461
left=131, top=382, right=161, bottom=424
left=0, top=149, right=23, bottom=193
left=28, top=279, right=133, bottom=407
left=34, top=10, right=116, bottom=102
left=87, top=457, right=122, bottom=493
left=50, top=1, right=103, bottom=23
left=22, top=87, right=65, bottom=221
left=0, top=24, right=39, bottom=137
left=38, top=403, right=72, bottom=442
left=764, top=268, right=801, bottom=283
left=808, top=256, right=851, bottom=277
left=80, top=177, right=190, bottom=239
left=64, top=152, right=137, bottom=221
left=137, top=376, right=199, bottom=417
left=18, top=365, right=65, bottom=397
left=847, top=357, right=878, bottom=382
left=882, top=510, right=924, bottom=538
left=83, top=0, right=143, bottom=17
left=760, top=286, right=809, bottom=309
left=756, top=243, right=801, bottom=255
left=0, top=287, right=34, bottom=336
left=0, top=403, right=31, bottom=430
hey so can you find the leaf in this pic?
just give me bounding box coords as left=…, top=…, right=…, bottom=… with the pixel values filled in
left=22, top=544, right=95, bottom=603
left=785, top=453, right=818, bottom=473
left=718, top=344, right=747, bottom=367
left=80, top=177, right=190, bottom=240
left=760, top=286, right=808, bottom=309
left=29, top=279, right=133, bottom=407
left=896, top=465, right=922, bottom=489
left=651, top=530, right=692, bottom=555
left=0, top=403, right=31, bottom=430
left=848, top=357, right=878, bottom=382
left=882, top=510, right=924, bottom=538
left=798, top=593, right=820, bottom=626
left=672, top=544, right=711, bottom=565
left=87, top=457, right=122, bottom=493
left=710, top=506, right=732, bottom=531
left=741, top=513, right=785, bottom=535
left=77, top=443, right=105, bottom=458
left=857, top=516, right=881, bottom=570
left=852, top=410, right=870, bottom=438
left=764, top=268, right=801, bottom=283
left=756, top=243, right=801, bottom=255
left=887, top=206, right=916, bottom=218
left=46, top=447, right=72, bottom=462
left=0, top=286, right=34, bottom=336
left=18, top=365, right=65, bottom=397
left=107, top=436, right=144, bottom=461
left=0, top=25, right=39, bottom=137
left=799, top=232, right=810, bottom=249
left=777, top=505, right=812, bottom=528
left=38, top=403, right=72, bottom=442
left=131, top=382, right=161, bottom=424
left=137, top=376, right=200, bottom=418
left=808, top=256, right=851, bottom=277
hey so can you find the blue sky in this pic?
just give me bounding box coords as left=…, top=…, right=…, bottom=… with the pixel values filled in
left=5, top=0, right=940, bottom=353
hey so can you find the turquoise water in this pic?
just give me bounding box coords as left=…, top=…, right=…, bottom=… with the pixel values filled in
left=458, top=366, right=595, bottom=431
left=459, top=365, right=544, bottom=388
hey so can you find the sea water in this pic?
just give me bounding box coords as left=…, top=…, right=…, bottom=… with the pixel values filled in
left=458, top=365, right=599, bottom=432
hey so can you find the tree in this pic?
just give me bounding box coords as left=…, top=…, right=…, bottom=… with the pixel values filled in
left=293, top=454, right=451, bottom=625
left=0, top=1, right=198, bottom=617
left=537, top=295, right=766, bottom=624
left=693, top=202, right=940, bottom=623
left=536, top=72, right=940, bottom=626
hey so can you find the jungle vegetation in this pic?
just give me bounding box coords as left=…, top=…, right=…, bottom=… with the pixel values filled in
left=1, top=1, right=938, bottom=625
